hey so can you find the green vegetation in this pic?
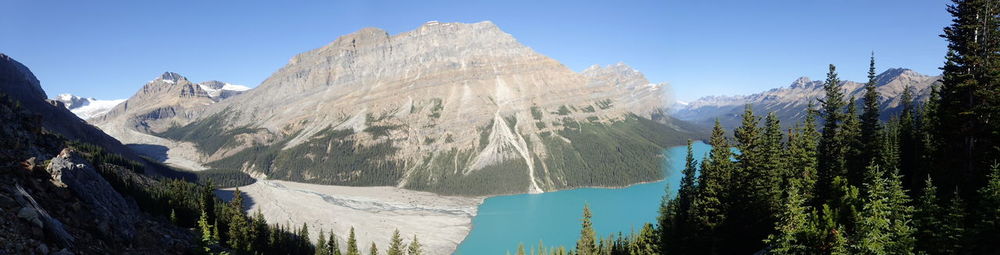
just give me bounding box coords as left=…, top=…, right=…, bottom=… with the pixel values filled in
left=157, top=112, right=265, bottom=155
left=427, top=98, right=443, bottom=119
left=595, top=99, right=614, bottom=110
left=582, top=105, right=596, bottom=113
left=517, top=2, right=1000, bottom=252
left=531, top=105, right=544, bottom=120
left=555, top=105, right=571, bottom=115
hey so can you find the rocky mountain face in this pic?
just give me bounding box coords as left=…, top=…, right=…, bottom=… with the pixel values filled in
left=51, top=94, right=125, bottom=120
left=121, top=21, right=701, bottom=196
left=672, top=68, right=941, bottom=130
left=87, top=73, right=247, bottom=170
left=0, top=54, right=195, bottom=254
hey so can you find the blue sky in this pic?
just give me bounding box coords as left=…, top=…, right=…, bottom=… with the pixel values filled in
left=1, top=0, right=952, bottom=101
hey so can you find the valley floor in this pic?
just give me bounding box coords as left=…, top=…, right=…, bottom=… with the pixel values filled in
left=221, top=180, right=483, bottom=255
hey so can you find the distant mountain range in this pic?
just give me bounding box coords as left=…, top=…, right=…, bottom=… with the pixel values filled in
left=671, top=68, right=941, bottom=130
left=89, top=21, right=702, bottom=196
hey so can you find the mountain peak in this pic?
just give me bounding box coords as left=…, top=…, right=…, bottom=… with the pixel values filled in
left=875, top=68, right=928, bottom=86
left=789, top=76, right=813, bottom=89
left=157, top=72, right=186, bottom=83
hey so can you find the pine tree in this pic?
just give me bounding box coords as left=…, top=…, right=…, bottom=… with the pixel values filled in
left=407, top=235, right=422, bottom=255
left=347, top=227, right=360, bottom=255
left=914, top=176, right=945, bottom=254
left=861, top=53, right=883, bottom=172
left=678, top=139, right=698, bottom=224
left=387, top=229, right=405, bottom=255
left=370, top=242, right=378, bottom=255
left=576, top=204, right=597, bottom=255
left=898, top=86, right=920, bottom=191
left=817, top=64, right=846, bottom=204
left=517, top=243, right=526, bottom=255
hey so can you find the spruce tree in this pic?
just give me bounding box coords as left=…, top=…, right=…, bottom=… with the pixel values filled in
left=914, top=176, right=945, bottom=254
left=765, top=179, right=812, bottom=255
left=942, top=189, right=968, bottom=254
left=690, top=119, right=732, bottom=253
left=407, top=235, right=422, bottom=255
left=885, top=169, right=915, bottom=254
left=851, top=166, right=891, bottom=254
left=841, top=99, right=864, bottom=188
left=388, top=229, right=405, bottom=255
left=347, top=227, right=360, bottom=255
left=576, top=204, right=597, bottom=255
left=974, top=164, right=1000, bottom=253
left=761, top=112, right=785, bottom=215
left=370, top=242, right=378, bottom=255
left=936, top=0, right=1000, bottom=195
left=790, top=101, right=821, bottom=203
left=860, top=53, right=883, bottom=172
left=317, top=229, right=329, bottom=255
left=817, top=64, right=846, bottom=204
left=330, top=233, right=342, bottom=255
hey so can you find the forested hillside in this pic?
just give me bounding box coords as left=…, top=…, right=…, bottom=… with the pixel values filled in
left=517, top=0, right=1000, bottom=254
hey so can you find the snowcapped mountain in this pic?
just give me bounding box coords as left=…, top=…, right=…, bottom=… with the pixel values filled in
left=197, top=80, right=250, bottom=100
left=52, top=94, right=125, bottom=120
left=672, top=68, right=941, bottom=130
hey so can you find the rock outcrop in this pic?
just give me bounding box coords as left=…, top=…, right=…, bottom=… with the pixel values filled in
left=47, top=148, right=139, bottom=240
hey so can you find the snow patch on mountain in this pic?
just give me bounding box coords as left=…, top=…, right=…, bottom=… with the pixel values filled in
left=52, top=94, right=125, bottom=120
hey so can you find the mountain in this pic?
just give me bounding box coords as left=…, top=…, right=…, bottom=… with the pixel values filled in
left=0, top=53, right=196, bottom=253
left=88, top=73, right=247, bottom=170
left=51, top=94, right=125, bottom=119
left=105, top=21, right=701, bottom=196
left=672, top=68, right=941, bottom=130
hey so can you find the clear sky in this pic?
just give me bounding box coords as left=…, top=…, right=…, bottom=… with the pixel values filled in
left=1, top=0, right=952, bottom=101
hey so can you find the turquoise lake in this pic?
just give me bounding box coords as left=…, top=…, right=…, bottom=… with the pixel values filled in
left=454, top=141, right=712, bottom=254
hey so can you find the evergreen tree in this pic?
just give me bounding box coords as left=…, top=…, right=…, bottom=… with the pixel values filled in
left=690, top=119, right=733, bottom=254
left=318, top=229, right=329, bottom=255
left=370, top=242, right=379, bottom=255
left=678, top=139, right=698, bottom=224
left=898, top=86, right=920, bottom=191
left=841, top=99, right=864, bottom=188
left=818, top=64, right=847, bottom=204
left=885, top=169, right=915, bottom=254
left=576, top=204, right=597, bottom=255
left=347, top=227, right=360, bottom=255
left=761, top=112, right=786, bottom=215
left=387, top=229, right=405, bottom=255
left=914, top=176, right=945, bottom=254
left=974, top=163, right=1000, bottom=253
left=765, top=179, right=813, bottom=255
left=935, top=0, right=1000, bottom=196
left=851, top=166, right=891, bottom=254
left=517, top=243, right=526, bottom=255
left=789, top=101, right=821, bottom=203
left=330, top=233, right=342, bottom=255
left=860, top=53, right=883, bottom=173
left=407, top=235, right=422, bottom=255
left=942, top=189, right=968, bottom=254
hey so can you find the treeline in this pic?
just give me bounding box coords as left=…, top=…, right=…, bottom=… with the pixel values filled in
left=520, top=0, right=1000, bottom=254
